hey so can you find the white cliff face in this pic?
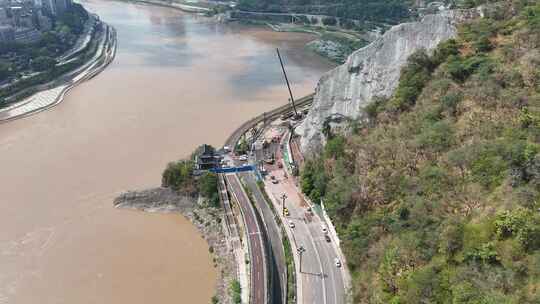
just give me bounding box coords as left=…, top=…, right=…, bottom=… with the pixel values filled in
left=299, top=9, right=480, bottom=155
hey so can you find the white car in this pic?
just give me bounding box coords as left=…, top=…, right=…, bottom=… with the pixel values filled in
left=289, top=221, right=295, bottom=229
left=239, top=155, right=248, bottom=161
left=334, top=258, right=341, bottom=268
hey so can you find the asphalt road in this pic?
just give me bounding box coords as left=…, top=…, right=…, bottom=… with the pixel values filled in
left=226, top=174, right=267, bottom=304
left=258, top=129, right=346, bottom=304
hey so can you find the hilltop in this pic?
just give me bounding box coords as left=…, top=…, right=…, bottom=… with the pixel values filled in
left=300, top=0, right=540, bottom=302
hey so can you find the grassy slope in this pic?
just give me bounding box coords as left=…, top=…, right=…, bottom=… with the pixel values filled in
left=301, top=1, right=540, bottom=303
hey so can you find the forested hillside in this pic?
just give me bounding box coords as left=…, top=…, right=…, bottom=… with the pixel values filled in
left=237, top=0, right=411, bottom=24
left=300, top=0, right=540, bottom=302
left=235, top=0, right=496, bottom=25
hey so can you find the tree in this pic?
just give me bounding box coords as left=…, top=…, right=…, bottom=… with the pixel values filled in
left=199, top=172, right=219, bottom=207
left=229, top=280, right=241, bottom=304
left=389, top=49, right=434, bottom=111
left=0, top=62, right=11, bottom=81
left=31, top=56, right=56, bottom=71
left=439, top=220, right=464, bottom=258
left=161, top=160, right=196, bottom=193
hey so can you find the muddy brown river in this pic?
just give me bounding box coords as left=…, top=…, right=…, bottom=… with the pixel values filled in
left=0, top=1, right=334, bottom=303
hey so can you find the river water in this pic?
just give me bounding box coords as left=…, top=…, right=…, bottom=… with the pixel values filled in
left=0, top=1, right=334, bottom=303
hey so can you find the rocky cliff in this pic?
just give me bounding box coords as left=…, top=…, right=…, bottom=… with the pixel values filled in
left=298, top=8, right=482, bottom=155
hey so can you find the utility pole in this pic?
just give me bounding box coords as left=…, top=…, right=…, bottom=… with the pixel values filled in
left=281, top=193, right=287, bottom=217
left=276, top=48, right=298, bottom=116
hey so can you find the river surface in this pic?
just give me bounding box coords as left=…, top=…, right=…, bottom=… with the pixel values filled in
left=0, top=1, right=334, bottom=303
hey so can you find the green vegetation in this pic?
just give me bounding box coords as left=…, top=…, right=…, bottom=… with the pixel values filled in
left=236, top=136, right=249, bottom=155
left=161, top=145, right=220, bottom=205
left=300, top=1, right=540, bottom=302
left=282, top=227, right=296, bottom=304
left=230, top=280, right=242, bottom=304
left=162, top=160, right=197, bottom=193
left=310, top=31, right=369, bottom=63
left=200, top=172, right=220, bottom=207
left=0, top=3, right=88, bottom=83
left=237, top=0, right=411, bottom=25
left=0, top=4, right=96, bottom=108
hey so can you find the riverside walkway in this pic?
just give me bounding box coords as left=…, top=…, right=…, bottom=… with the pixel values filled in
left=0, top=22, right=117, bottom=123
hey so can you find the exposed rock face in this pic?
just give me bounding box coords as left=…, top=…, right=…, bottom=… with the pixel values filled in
left=298, top=9, right=481, bottom=155
left=113, top=187, right=196, bottom=212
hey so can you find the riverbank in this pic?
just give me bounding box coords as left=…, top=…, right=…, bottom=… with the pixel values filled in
left=117, top=0, right=210, bottom=13
left=113, top=188, right=236, bottom=304
left=0, top=18, right=117, bottom=123
left=114, top=0, right=368, bottom=63
left=227, top=12, right=377, bottom=63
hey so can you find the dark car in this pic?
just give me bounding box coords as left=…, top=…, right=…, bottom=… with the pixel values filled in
left=325, top=235, right=331, bottom=243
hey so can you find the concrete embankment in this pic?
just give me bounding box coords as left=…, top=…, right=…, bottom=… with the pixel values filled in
left=0, top=20, right=117, bottom=123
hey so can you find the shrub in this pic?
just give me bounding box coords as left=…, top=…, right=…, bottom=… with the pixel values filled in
left=419, top=165, right=451, bottom=196
left=495, top=208, right=540, bottom=251
left=162, top=160, right=196, bottom=193
left=432, top=39, right=460, bottom=65
left=300, top=159, right=327, bottom=202
left=440, top=91, right=463, bottom=116
left=446, top=55, right=493, bottom=83
left=341, top=19, right=355, bottom=29
left=471, top=153, right=507, bottom=189
left=364, top=96, right=388, bottom=121
left=31, top=56, right=56, bottom=71
left=229, top=280, right=241, bottom=304
left=389, top=50, right=435, bottom=111
left=525, top=2, right=540, bottom=30
left=199, top=172, right=219, bottom=207
left=324, top=135, right=346, bottom=159
left=416, top=121, right=454, bottom=152
left=474, top=36, right=494, bottom=53
left=398, top=264, right=448, bottom=304
left=322, top=17, right=337, bottom=26
left=464, top=242, right=499, bottom=265
left=439, top=220, right=465, bottom=258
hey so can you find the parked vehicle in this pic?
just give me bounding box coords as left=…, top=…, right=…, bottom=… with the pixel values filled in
left=325, top=235, right=331, bottom=242
left=335, top=258, right=341, bottom=268
left=239, top=155, right=248, bottom=161
left=289, top=221, right=295, bottom=229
